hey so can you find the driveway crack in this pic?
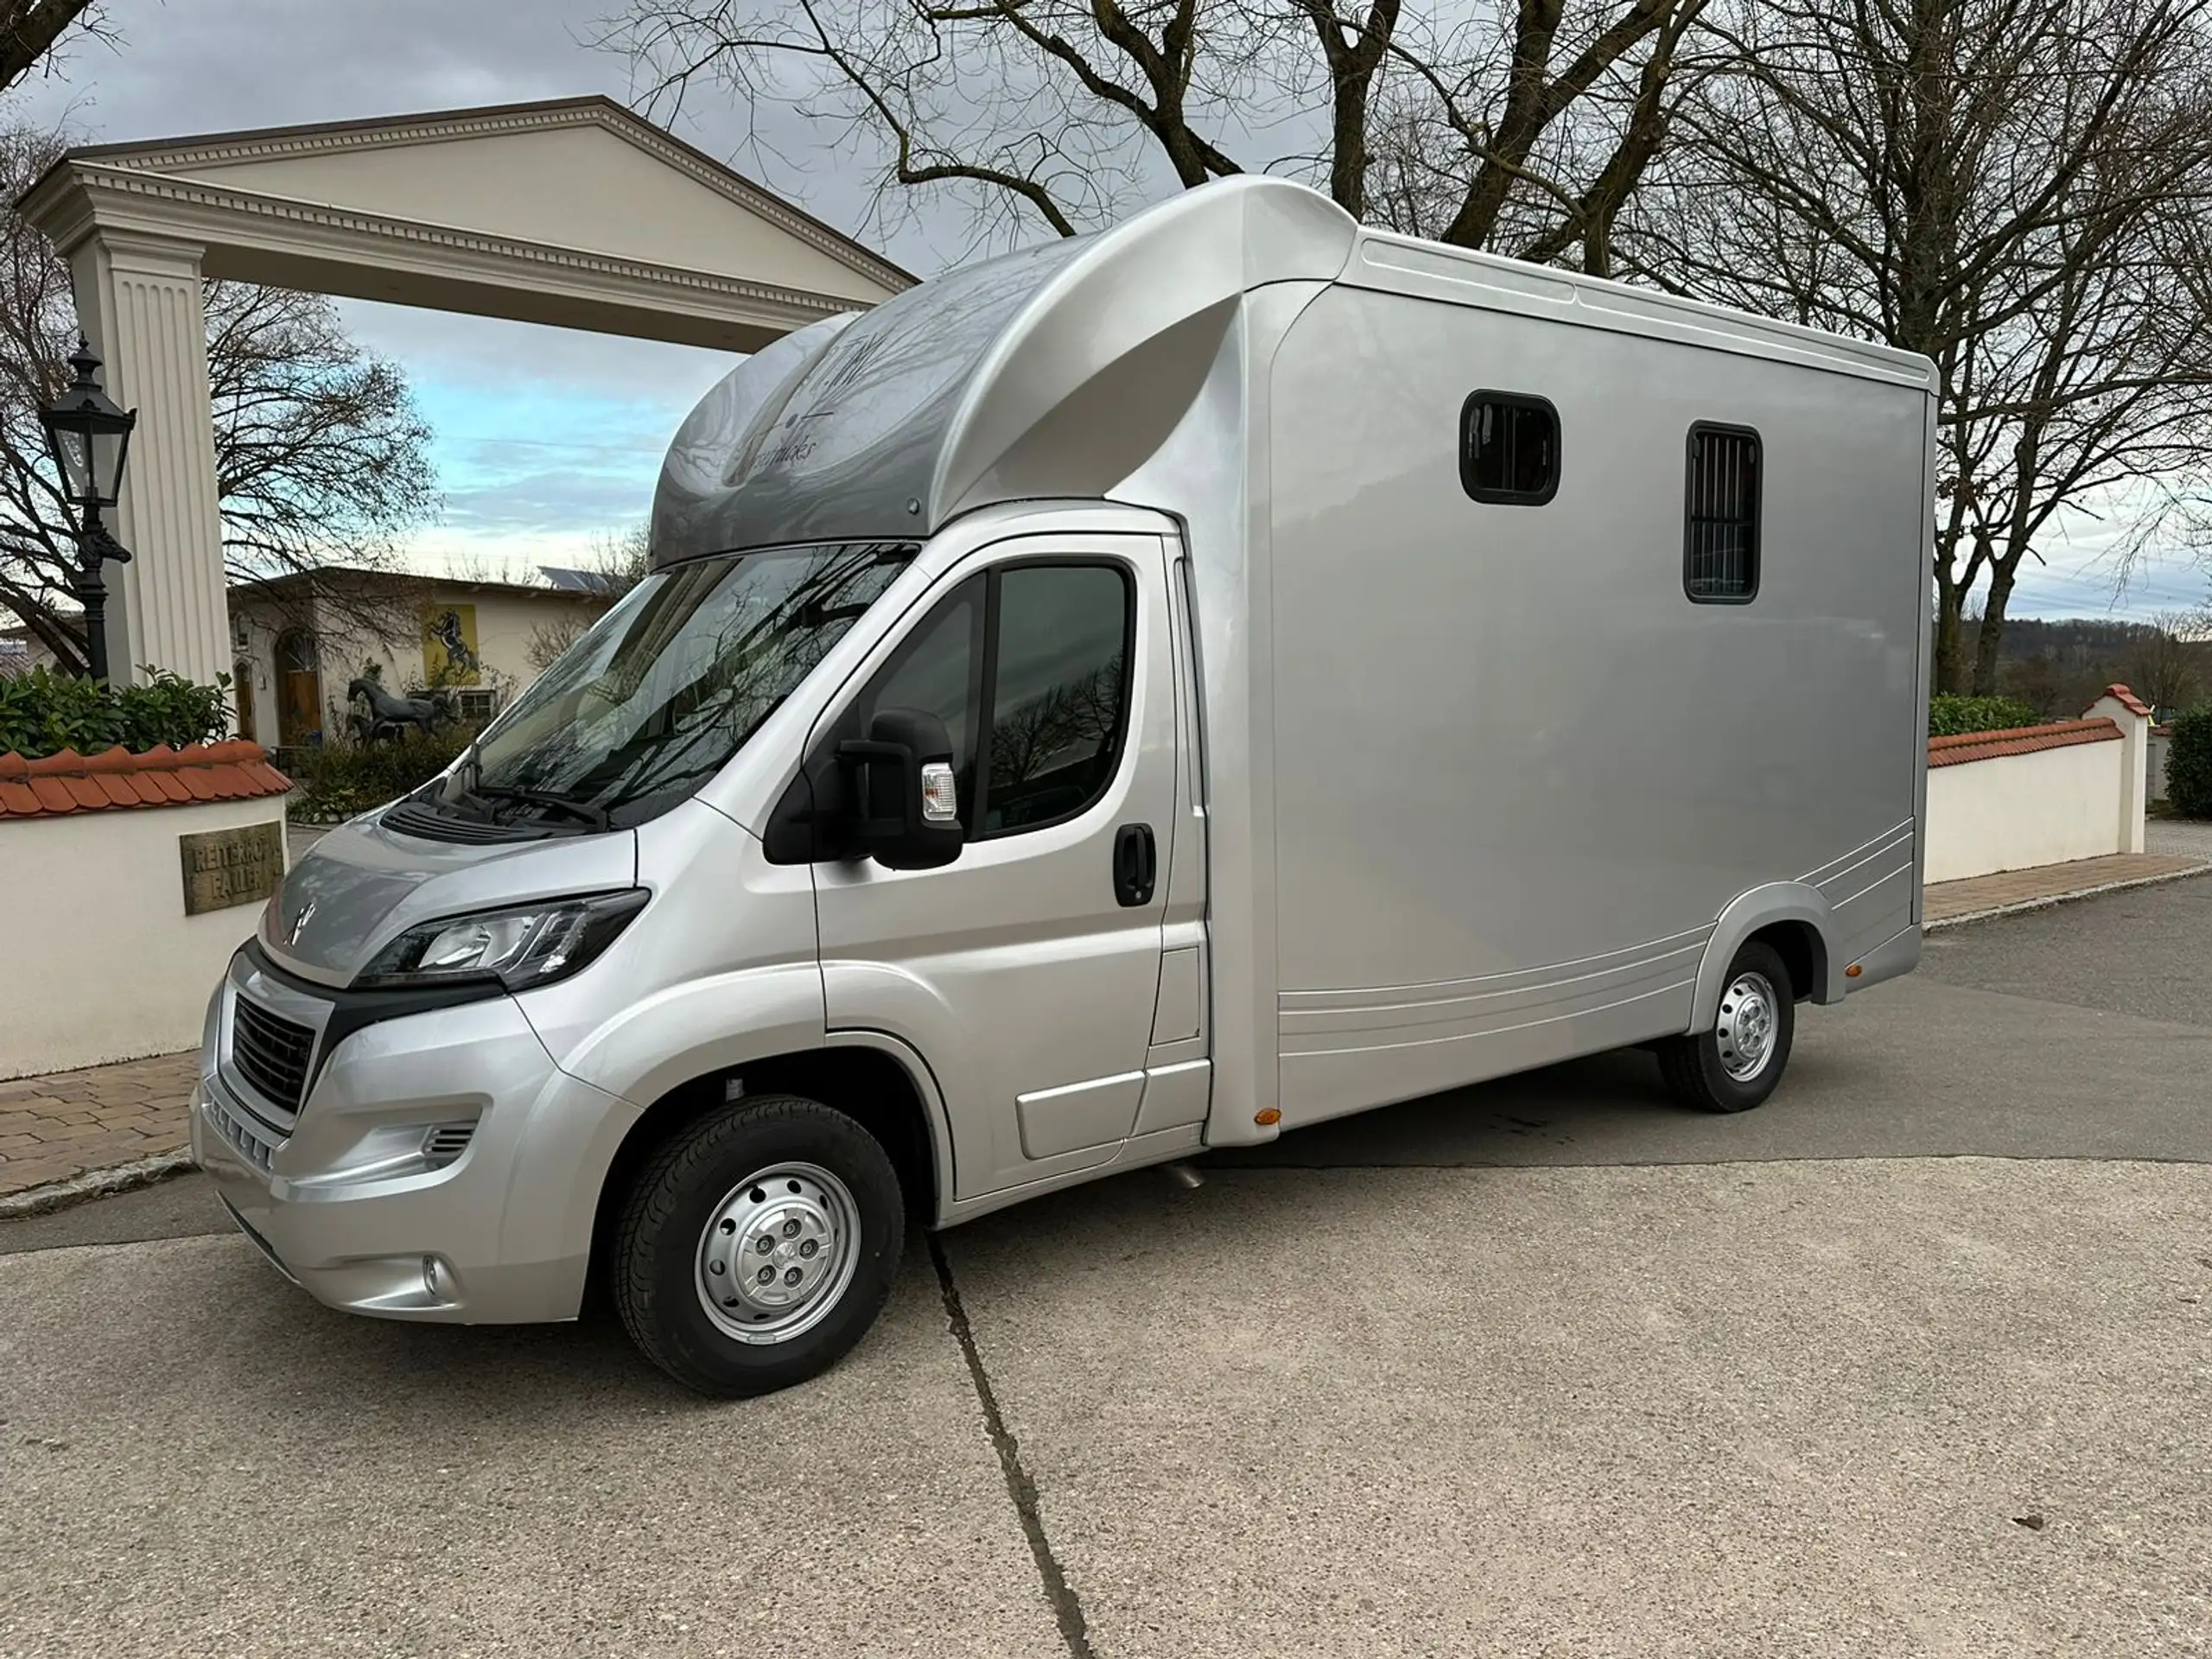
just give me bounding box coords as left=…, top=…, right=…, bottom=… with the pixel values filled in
left=929, top=1234, right=1097, bottom=1659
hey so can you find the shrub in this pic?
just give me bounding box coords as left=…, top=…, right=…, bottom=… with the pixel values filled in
left=1928, top=694, right=2043, bottom=738
left=288, top=725, right=476, bottom=822
left=2165, top=705, right=2212, bottom=819
left=0, top=665, right=232, bottom=760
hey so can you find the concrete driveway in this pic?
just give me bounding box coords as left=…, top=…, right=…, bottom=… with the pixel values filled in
left=4, top=881, right=2209, bottom=1657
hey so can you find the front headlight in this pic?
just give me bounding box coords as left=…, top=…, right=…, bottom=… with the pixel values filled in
left=355, top=890, right=649, bottom=990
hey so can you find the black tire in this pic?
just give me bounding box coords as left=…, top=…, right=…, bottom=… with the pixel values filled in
left=1656, top=940, right=1796, bottom=1114
left=614, top=1094, right=905, bottom=1397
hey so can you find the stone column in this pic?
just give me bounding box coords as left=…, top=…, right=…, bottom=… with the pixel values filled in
left=62, top=230, right=229, bottom=692
left=2084, top=684, right=2152, bottom=855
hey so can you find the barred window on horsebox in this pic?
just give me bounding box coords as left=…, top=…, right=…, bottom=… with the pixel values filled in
left=1684, top=423, right=1762, bottom=603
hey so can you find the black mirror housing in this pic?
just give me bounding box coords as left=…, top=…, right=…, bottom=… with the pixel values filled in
left=836, top=707, right=963, bottom=870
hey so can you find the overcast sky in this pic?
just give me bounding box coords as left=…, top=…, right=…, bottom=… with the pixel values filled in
left=6, top=0, right=2203, bottom=618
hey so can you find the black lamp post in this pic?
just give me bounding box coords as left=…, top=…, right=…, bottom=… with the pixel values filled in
left=40, top=337, right=137, bottom=683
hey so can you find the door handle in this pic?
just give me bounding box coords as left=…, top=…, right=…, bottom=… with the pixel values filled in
left=1113, top=823, right=1156, bottom=907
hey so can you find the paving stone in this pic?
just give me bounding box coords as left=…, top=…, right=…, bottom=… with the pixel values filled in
left=1924, top=852, right=2209, bottom=924
left=0, top=1050, right=197, bottom=1200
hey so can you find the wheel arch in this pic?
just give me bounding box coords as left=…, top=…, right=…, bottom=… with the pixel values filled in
left=583, top=1032, right=957, bottom=1309
left=1691, top=883, right=1841, bottom=1027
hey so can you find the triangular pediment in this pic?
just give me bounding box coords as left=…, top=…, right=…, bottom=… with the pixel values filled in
left=72, top=96, right=907, bottom=307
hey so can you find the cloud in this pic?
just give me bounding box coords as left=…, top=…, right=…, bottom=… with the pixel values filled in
left=344, top=308, right=737, bottom=551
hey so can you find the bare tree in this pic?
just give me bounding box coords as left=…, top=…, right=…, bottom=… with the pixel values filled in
left=987, top=654, right=1124, bottom=799
left=2130, top=610, right=2206, bottom=713
left=0, top=0, right=107, bottom=96
left=1625, top=0, right=2212, bottom=694
left=0, top=123, right=439, bottom=674
left=603, top=0, right=1712, bottom=271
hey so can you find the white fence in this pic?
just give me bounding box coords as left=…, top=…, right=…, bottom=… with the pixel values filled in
left=1923, top=688, right=2151, bottom=886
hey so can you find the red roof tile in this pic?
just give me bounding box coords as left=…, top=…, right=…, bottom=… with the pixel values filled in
left=1928, top=717, right=2120, bottom=768
left=0, top=741, right=292, bottom=820
left=2094, top=683, right=2154, bottom=719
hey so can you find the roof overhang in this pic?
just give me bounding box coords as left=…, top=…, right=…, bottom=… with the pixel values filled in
left=17, top=96, right=912, bottom=353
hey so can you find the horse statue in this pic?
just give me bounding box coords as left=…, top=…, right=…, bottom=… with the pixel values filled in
left=346, top=677, right=451, bottom=743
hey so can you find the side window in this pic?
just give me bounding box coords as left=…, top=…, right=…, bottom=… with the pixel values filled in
left=1684, top=424, right=1761, bottom=602
left=853, top=575, right=985, bottom=829
left=979, top=563, right=1132, bottom=836
left=783, top=557, right=1135, bottom=861
left=1460, top=391, right=1559, bottom=505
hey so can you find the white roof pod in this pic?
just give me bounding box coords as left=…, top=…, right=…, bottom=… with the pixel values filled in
left=649, top=177, right=1361, bottom=560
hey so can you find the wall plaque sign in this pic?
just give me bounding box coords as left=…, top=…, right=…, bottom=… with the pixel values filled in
left=180, top=821, right=284, bottom=916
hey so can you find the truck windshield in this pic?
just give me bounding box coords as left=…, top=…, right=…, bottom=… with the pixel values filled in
left=432, top=541, right=916, bottom=831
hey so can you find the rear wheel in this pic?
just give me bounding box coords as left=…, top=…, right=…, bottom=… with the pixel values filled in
left=1656, top=940, right=1795, bottom=1113
left=614, top=1094, right=905, bottom=1396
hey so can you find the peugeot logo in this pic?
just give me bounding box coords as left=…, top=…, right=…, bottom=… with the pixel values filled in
left=287, top=899, right=317, bottom=948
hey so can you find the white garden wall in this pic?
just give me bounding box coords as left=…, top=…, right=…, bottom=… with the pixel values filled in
left=0, top=744, right=291, bottom=1078
left=1922, top=688, right=2151, bottom=886
left=1924, top=734, right=2125, bottom=882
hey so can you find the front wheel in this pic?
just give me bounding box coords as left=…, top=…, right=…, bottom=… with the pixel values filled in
left=1656, top=941, right=1796, bottom=1113
left=614, top=1094, right=906, bottom=1396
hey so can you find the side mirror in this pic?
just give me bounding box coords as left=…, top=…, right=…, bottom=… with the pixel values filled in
left=836, top=707, right=963, bottom=871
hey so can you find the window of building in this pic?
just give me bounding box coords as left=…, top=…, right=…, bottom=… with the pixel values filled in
left=1684, top=424, right=1762, bottom=602
left=453, top=688, right=502, bottom=725
left=1460, top=392, right=1560, bottom=505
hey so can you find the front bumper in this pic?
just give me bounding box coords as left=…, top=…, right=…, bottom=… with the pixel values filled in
left=193, top=958, right=634, bottom=1325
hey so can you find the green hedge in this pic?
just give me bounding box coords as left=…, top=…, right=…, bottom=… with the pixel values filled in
left=1928, top=694, right=2043, bottom=738
left=2166, top=705, right=2212, bottom=818
left=0, top=666, right=232, bottom=760
left=288, top=725, right=475, bottom=822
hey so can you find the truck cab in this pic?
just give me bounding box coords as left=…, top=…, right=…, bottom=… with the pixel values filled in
left=194, top=502, right=1212, bottom=1395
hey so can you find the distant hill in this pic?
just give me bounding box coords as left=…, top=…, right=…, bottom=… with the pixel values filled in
left=1964, top=615, right=2209, bottom=719
left=1980, top=618, right=2172, bottom=660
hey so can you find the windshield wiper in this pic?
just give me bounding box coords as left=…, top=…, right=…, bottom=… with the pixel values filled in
left=470, top=785, right=612, bottom=832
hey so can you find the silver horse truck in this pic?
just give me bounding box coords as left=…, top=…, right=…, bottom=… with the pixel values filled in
left=193, top=177, right=1936, bottom=1395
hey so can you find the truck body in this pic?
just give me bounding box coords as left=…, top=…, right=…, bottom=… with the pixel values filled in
left=192, top=178, right=1936, bottom=1393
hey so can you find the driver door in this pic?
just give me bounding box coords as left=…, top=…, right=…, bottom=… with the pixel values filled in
left=811, top=532, right=1179, bottom=1198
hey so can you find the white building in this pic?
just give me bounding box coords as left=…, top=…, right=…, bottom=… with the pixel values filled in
left=228, top=566, right=615, bottom=747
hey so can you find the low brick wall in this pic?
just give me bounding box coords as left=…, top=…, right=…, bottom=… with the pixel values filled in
left=0, top=742, right=291, bottom=1078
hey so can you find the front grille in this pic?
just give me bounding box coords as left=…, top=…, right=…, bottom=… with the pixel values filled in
left=230, top=995, right=315, bottom=1113
left=205, top=1094, right=283, bottom=1173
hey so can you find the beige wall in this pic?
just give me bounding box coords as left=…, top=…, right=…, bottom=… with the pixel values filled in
left=1924, top=741, right=2129, bottom=883
left=192, top=124, right=892, bottom=304
left=0, top=795, right=286, bottom=1077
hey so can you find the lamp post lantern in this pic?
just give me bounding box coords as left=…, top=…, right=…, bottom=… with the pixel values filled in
left=40, top=337, right=137, bottom=683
